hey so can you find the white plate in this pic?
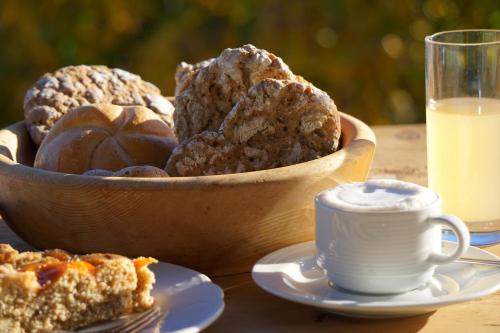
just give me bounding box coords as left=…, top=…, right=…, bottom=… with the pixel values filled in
left=143, top=262, right=225, bottom=332
left=252, top=241, right=500, bottom=318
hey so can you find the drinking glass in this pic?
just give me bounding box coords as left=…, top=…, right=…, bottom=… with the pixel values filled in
left=425, top=30, right=500, bottom=246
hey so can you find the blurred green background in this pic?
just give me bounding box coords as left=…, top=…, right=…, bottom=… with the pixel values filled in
left=1, top=0, right=499, bottom=127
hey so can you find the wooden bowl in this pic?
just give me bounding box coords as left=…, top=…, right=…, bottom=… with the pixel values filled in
left=0, top=113, right=375, bottom=275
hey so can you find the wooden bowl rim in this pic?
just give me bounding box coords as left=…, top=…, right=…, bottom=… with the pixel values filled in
left=0, top=112, right=375, bottom=188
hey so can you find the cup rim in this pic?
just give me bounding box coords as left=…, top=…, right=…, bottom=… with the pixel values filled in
left=315, top=190, right=442, bottom=215
left=425, top=29, right=500, bottom=47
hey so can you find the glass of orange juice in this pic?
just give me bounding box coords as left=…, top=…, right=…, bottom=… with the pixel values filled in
left=425, top=30, right=500, bottom=245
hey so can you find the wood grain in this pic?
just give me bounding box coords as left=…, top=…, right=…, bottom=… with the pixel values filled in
left=0, top=113, right=375, bottom=275
left=204, top=124, right=500, bottom=333
left=0, top=124, right=498, bottom=333
left=369, top=124, right=428, bottom=186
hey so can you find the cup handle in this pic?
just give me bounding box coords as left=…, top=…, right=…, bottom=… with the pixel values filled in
left=427, top=214, right=470, bottom=265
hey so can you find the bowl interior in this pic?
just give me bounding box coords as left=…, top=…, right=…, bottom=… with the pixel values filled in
left=0, top=112, right=372, bottom=185
left=0, top=113, right=376, bottom=275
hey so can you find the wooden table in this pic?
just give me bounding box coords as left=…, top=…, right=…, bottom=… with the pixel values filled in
left=0, top=124, right=498, bottom=332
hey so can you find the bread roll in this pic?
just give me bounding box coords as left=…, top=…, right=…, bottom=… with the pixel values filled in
left=24, top=65, right=175, bottom=146
left=82, top=166, right=169, bottom=177
left=113, top=166, right=169, bottom=178
left=34, top=104, right=178, bottom=174
left=82, top=169, right=115, bottom=177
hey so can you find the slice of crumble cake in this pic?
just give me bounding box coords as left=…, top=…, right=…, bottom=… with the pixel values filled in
left=0, top=244, right=157, bottom=333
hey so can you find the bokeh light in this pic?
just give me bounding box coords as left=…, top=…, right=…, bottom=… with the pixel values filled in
left=0, top=0, right=498, bottom=128
left=382, top=34, right=404, bottom=59
left=316, top=28, right=338, bottom=49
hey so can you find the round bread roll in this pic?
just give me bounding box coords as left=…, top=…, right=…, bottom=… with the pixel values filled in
left=82, top=166, right=169, bottom=178
left=24, top=65, right=175, bottom=146
left=113, top=166, right=169, bottom=178
left=82, top=169, right=115, bottom=177
left=34, top=104, right=178, bottom=174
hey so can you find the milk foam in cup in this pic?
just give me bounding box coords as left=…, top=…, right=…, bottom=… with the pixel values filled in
left=317, top=179, right=438, bottom=212
left=315, top=179, right=470, bottom=294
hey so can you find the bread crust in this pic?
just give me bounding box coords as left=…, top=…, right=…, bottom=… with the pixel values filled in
left=112, top=165, right=169, bottom=178
left=174, top=44, right=295, bottom=142
left=24, top=65, right=174, bottom=145
left=34, top=104, right=178, bottom=174
left=0, top=244, right=157, bottom=333
left=166, top=79, right=340, bottom=176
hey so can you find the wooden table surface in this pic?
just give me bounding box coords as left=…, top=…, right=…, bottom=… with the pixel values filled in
left=0, top=124, right=498, bottom=332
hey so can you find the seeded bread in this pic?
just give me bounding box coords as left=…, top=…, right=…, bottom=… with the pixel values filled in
left=174, top=44, right=296, bottom=142
left=24, top=65, right=174, bottom=145
left=166, top=79, right=340, bottom=176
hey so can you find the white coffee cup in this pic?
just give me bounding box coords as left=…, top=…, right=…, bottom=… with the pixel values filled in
left=315, top=179, right=470, bottom=294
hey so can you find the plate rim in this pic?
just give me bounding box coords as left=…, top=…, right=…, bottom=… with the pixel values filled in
left=252, top=240, right=500, bottom=313
left=152, top=261, right=225, bottom=332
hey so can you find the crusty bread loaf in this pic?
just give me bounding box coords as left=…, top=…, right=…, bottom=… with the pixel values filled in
left=34, top=104, right=178, bottom=174
left=166, top=79, right=340, bottom=176
left=174, top=44, right=296, bottom=142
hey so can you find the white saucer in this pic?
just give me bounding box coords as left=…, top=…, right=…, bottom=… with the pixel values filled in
left=252, top=241, right=500, bottom=318
left=143, top=262, right=225, bottom=332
